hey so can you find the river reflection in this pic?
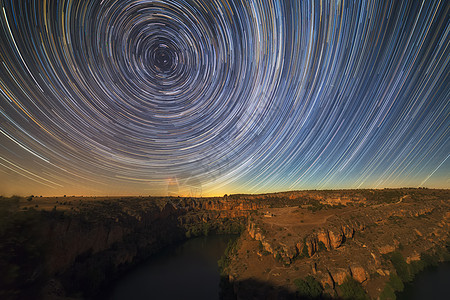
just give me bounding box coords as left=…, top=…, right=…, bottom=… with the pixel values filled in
left=110, top=235, right=236, bottom=300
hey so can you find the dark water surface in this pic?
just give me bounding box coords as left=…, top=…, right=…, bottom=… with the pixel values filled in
left=397, top=262, right=450, bottom=300
left=109, top=235, right=236, bottom=300
left=109, top=234, right=450, bottom=300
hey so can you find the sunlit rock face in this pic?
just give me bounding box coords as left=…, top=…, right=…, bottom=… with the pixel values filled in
left=224, top=189, right=450, bottom=299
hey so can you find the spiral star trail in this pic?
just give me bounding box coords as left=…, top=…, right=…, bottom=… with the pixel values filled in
left=0, top=0, right=448, bottom=196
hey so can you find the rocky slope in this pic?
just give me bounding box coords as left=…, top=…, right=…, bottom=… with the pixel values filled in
left=222, top=189, right=450, bottom=299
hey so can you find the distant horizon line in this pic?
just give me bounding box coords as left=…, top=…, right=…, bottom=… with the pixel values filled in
left=3, top=186, right=447, bottom=198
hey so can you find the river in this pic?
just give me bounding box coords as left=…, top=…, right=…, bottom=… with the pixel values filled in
left=397, top=262, right=450, bottom=300
left=108, top=235, right=236, bottom=300
left=108, top=235, right=449, bottom=300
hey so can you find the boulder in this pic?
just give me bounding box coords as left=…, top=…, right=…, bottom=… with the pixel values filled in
left=350, top=265, right=368, bottom=283
left=378, top=244, right=396, bottom=254
left=328, top=229, right=344, bottom=249
left=329, top=268, right=351, bottom=285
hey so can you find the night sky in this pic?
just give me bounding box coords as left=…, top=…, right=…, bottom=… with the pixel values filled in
left=0, top=0, right=448, bottom=197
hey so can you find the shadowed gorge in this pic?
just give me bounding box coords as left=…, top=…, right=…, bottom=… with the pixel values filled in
left=1, top=194, right=264, bottom=299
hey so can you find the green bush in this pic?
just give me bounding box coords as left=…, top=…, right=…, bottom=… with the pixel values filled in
left=339, top=276, right=368, bottom=300
left=389, top=252, right=412, bottom=282
left=294, top=275, right=323, bottom=298
left=379, top=284, right=396, bottom=300
left=380, top=273, right=405, bottom=299
left=410, top=259, right=425, bottom=274
left=387, top=273, right=404, bottom=292
left=183, top=217, right=246, bottom=238
left=217, top=238, right=238, bottom=274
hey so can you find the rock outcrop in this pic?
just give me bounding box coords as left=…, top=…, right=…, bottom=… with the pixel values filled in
left=247, top=218, right=360, bottom=263
left=223, top=189, right=450, bottom=300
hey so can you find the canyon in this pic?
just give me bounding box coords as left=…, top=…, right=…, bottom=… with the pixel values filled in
left=0, top=188, right=449, bottom=299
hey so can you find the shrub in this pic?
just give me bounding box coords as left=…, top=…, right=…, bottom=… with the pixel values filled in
left=294, top=275, right=323, bottom=298
left=387, top=273, right=404, bottom=292
left=217, top=238, right=238, bottom=274
left=389, top=252, right=412, bottom=282
left=379, top=284, right=396, bottom=300
left=410, top=259, right=425, bottom=274
left=339, top=276, right=368, bottom=300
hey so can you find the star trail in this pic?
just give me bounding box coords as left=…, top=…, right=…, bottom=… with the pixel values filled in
left=0, top=0, right=448, bottom=196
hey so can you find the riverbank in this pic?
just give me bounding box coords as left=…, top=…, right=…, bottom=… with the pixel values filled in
left=381, top=243, right=450, bottom=300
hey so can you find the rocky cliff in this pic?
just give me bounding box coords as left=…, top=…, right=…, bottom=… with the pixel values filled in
left=2, top=196, right=267, bottom=299
left=223, top=189, right=450, bottom=299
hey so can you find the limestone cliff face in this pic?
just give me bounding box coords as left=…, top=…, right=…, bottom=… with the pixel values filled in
left=247, top=219, right=360, bottom=263
left=44, top=217, right=128, bottom=274
left=40, top=197, right=266, bottom=297
left=43, top=202, right=183, bottom=275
